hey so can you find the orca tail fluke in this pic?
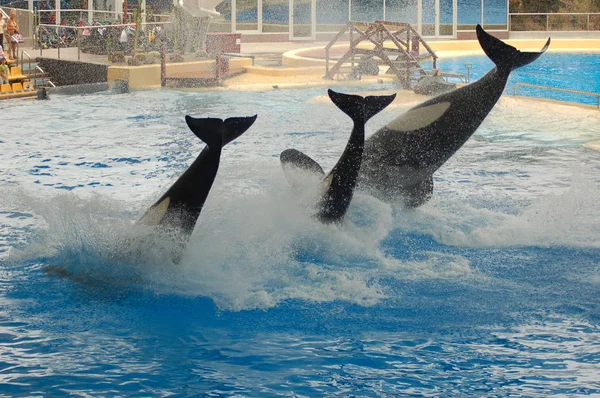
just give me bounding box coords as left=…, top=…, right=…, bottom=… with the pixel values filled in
left=185, top=114, right=257, bottom=148
left=185, top=116, right=225, bottom=149
left=223, top=114, right=258, bottom=145
left=363, top=93, right=397, bottom=121
left=476, top=24, right=550, bottom=72
left=328, top=89, right=396, bottom=123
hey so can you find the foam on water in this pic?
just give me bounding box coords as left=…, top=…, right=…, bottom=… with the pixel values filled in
left=6, top=163, right=481, bottom=312
left=2, top=86, right=600, bottom=394
left=399, top=166, right=600, bottom=249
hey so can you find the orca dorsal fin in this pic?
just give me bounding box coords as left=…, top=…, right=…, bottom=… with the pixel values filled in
left=328, top=89, right=396, bottom=123
left=476, top=24, right=550, bottom=72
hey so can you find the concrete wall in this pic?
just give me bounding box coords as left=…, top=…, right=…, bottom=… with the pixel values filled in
left=107, top=58, right=253, bottom=89
left=108, top=64, right=162, bottom=89
left=48, top=82, right=109, bottom=95
left=36, top=58, right=109, bottom=86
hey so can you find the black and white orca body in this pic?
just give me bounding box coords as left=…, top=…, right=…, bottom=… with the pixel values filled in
left=137, top=115, right=257, bottom=238
left=281, top=89, right=396, bottom=223
left=358, top=25, right=550, bottom=207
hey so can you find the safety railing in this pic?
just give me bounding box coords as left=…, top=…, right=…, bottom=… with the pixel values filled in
left=34, top=8, right=170, bottom=25
left=20, top=50, right=34, bottom=84
left=17, top=50, right=55, bottom=89
left=513, top=83, right=600, bottom=109
left=509, top=12, right=600, bottom=32
left=35, top=21, right=170, bottom=60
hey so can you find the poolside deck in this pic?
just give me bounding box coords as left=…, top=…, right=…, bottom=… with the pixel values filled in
left=15, top=35, right=600, bottom=92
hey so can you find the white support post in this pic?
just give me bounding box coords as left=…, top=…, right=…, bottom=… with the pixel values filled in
left=311, top=0, right=316, bottom=39
left=480, top=0, right=484, bottom=27
left=56, top=0, right=61, bottom=26
left=116, top=0, right=123, bottom=22
left=417, top=0, right=422, bottom=35
left=288, top=0, right=291, bottom=39
left=232, top=0, right=237, bottom=31
left=434, top=0, right=439, bottom=36
left=257, top=0, right=262, bottom=33
left=348, top=0, right=351, bottom=21
left=88, top=0, right=93, bottom=23
left=140, top=0, right=146, bottom=26
left=453, top=0, right=457, bottom=38
left=29, top=0, right=34, bottom=41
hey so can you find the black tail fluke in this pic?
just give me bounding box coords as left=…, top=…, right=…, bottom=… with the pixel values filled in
left=476, top=24, right=550, bottom=72
left=185, top=116, right=225, bottom=149
left=328, top=89, right=396, bottom=124
left=185, top=114, right=257, bottom=149
left=224, top=115, right=258, bottom=145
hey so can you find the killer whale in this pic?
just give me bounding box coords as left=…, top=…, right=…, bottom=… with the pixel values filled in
left=43, top=116, right=257, bottom=281
left=137, top=114, right=257, bottom=237
left=279, top=26, right=550, bottom=208
left=281, top=89, right=395, bottom=223
left=358, top=25, right=550, bottom=207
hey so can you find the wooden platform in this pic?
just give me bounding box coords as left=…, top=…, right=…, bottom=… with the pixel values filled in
left=0, top=90, right=39, bottom=100
left=324, top=21, right=438, bottom=89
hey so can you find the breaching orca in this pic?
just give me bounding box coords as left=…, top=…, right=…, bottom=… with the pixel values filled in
left=137, top=114, right=257, bottom=237
left=281, top=89, right=395, bottom=223
left=358, top=25, right=551, bottom=207
left=279, top=26, right=550, bottom=209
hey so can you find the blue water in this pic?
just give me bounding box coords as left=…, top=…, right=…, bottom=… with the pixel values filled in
left=431, top=52, right=600, bottom=106
left=1, top=80, right=600, bottom=395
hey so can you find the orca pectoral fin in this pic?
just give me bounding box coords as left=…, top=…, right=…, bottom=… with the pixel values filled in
left=402, top=177, right=433, bottom=208
left=280, top=149, right=325, bottom=188
left=280, top=149, right=325, bottom=176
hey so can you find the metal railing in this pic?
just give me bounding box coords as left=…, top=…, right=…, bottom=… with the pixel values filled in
left=17, top=50, right=55, bottom=88
left=35, top=21, right=170, bottom=60
left=509, top=12, right=600, bottom=32
left=513, top=82, right=600, bottom=109
left=20, top=50, right=34, bottom=84
left=34, top=8, right=170, bottom=24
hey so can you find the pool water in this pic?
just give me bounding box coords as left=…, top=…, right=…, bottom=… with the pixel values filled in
left=432, top=52, right=600, bottom=106
left=1, top=86, right=600, bottom=396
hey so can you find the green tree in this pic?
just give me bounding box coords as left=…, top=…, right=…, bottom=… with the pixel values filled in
left=510, top=0, right=561, bottom=13
left=510, top=0, right=600, bottom=12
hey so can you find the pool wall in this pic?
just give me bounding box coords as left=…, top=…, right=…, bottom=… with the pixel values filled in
left=107, top=57, right=254, bottom=89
